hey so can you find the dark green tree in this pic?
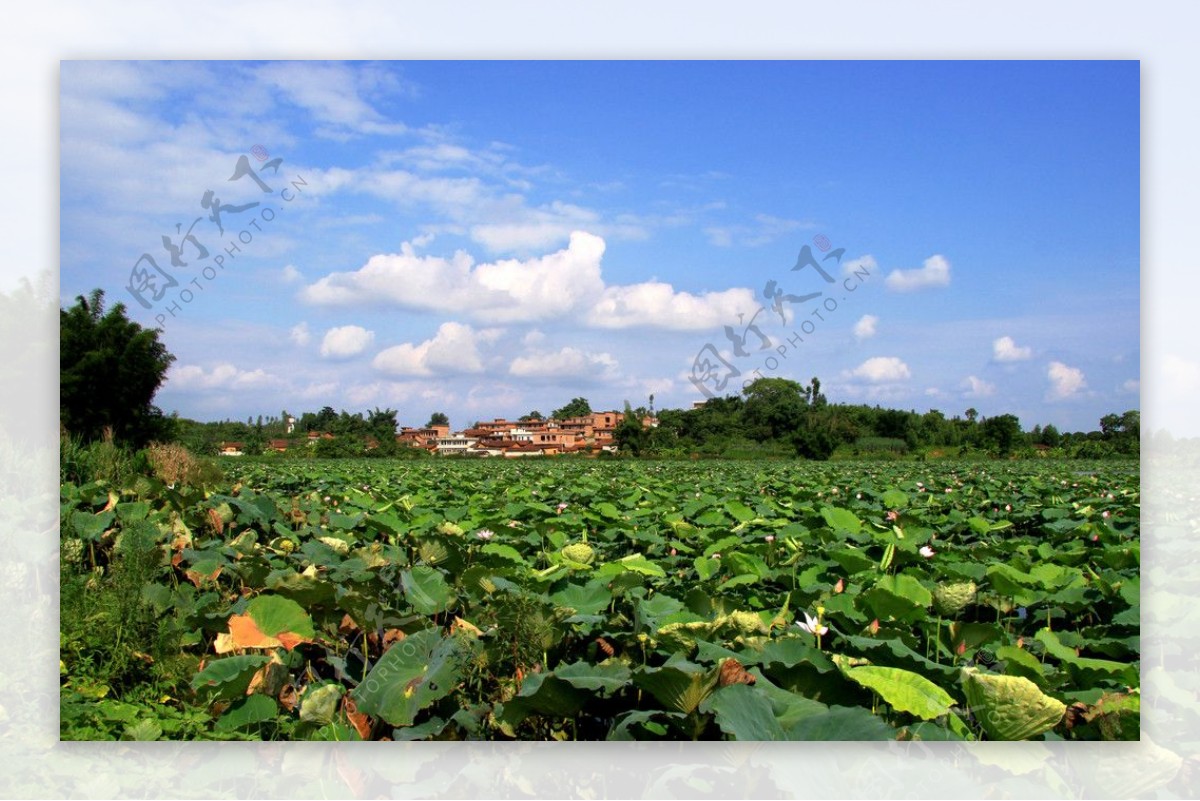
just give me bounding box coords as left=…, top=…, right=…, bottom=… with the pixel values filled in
left=614, top=402, right=649, bottom=455
left=980, top=414, right=1023, bottom=456
left=552, top=397, right=592, bottom=420
left=426, top=411, right=450, bottom=428
left=60, top=289, right=175, bottom=447
left=519, top=410, right=544, bottom=422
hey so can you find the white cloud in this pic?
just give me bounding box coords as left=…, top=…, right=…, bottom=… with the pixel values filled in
left=299, top=381, right=338, bottom=400
left=1122, top=378, right=1140, bottom=393
left=961, top=375, right=996, bottom=398
left=372, top=322, right=486, bottom=377
left=993, top=335, right=1032, bottom=362
left=289, top=322, right=311, bottom=346
left=847, top=356, right=911, bottom=383
left=254, top=61, right=409, bottom=137
left=167, top=363, right=278, bottom=391
left=703, top=214, right=815, bottom=248
left=522, top=329, right=546, bottom=346
left=281, top=264, right=303, bottom=283
left=1047, top=361, right=1087, bottom=400
left=586, top=283, right=758, bottom=331
left=303, top=231, right=607, bottom=324
left=842, top=255, right=879, bottom=279
left=853, top=314, right=878, bottom=340
left=320, top=325, right=375, bottom=359
left=509, top=346, right=619, bottom=380
left=304, top=231, right=759, bottom=331
left=885, top=255, right=951, bottom=292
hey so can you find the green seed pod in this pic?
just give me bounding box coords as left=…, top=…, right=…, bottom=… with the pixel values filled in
left=437, top=521, right=464, bottom=536
left=933, top=581, right=977, bottom=616
left=276, top=538, right=297, bottom=554
left=561, top=542, right=595, bottom=565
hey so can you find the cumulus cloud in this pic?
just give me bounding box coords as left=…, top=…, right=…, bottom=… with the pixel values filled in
left=509, top=346, right=619, bottom=380
left=303, top=231, right=607, bottom=324
left=289, top=322, right=311, bottom=346
left=168, top=363, right=277, bottom=391
left=320, top=325, right=375, bottom=359
left=1047, top=361, right=1087, bottom=400
left=372, top=322, right=486, bottom=377
left=853, top=314, right=878, bottom=340
left=885, top=255, right=951, bottom=292
left=961, top=375, right=996, bottom=398
left=993, top=335, right=1032, bottom=362
left=847, top=356, right=911, bottom=383
left=304, top=231, right=761, bottom=331
left=281, top=264, right=303, bottom=283
left=586, top=283, right=758, bottom=331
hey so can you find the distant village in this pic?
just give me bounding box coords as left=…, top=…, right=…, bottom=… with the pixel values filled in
left=217, top=409, right=663, bottom=458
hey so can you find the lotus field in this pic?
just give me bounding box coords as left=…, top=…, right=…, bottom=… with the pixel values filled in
left=59, top=459, right=1140, bottom=741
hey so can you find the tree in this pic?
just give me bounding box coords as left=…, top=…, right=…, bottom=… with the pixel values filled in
left=552, top=397, right=592, bottom=420
left=614, top=402, right=649, bottom=455
left=980, top=414, right=1023, bottom=456
left=426, top=411, right=450, bottom=428
left=60, top=289, right=175, bottom=447
left=519, top=410, right=544, bottom=422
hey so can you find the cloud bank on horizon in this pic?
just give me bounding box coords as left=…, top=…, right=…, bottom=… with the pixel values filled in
left=59, top=60, right=1139, bottom=432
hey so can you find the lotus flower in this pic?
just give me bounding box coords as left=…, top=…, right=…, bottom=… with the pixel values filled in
left=797, top=611, right=828, bottom=637
left=920, top=545, right=936, bottom=558
left=475, top=529, right=495, bottom=541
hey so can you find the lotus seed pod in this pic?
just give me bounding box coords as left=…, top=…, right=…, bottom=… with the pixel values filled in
left=277, top=538, right=297, bottom=554
left=437, top=521, right=464, bottom=536
left=562, top=542, right=595, bottom=565
left=962, top=667, right=1066, bottom=740
left=933, top=581, right=977, bottom=616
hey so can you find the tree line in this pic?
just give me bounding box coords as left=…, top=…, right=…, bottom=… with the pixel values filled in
left=59, top=290, right=1138, bottom=462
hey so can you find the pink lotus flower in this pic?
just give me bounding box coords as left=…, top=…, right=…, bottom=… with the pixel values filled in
left=476, top=529, right=495, bottom=541
left=920, top=545, right=935, bottom=558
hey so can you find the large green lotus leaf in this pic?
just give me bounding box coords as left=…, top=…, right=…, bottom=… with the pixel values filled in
left=597, top=553, right=665, bottom=578
left=785, top=704, right=897, bottom=740
left=701, top=683, right=784, bottom=740
left=244, top=594, right=316, bottom=641
left=351, top=628, right=471, bottom=727
left=995, top=645, right=1048, bottom=687
left=401, top=566, right=454, bottom=615
left=1034, top=628, right=1139, bottom=686
left=214, top=694, right=278, bottom=732
left=843, top=665, right=956, bottom=721
left=838, top=634, right=959, bottom=684
left=821, top=506, right=862, bottom=534
left=552, top=661, right=631, bottom=695
left=633, top=663, right=718, bottom=715
left=550, top=580, right=613, bottom=617
left=859, top=574, right=931, bottom=622
left=962, top=668, right=1065, bottom=741
left=495, top=674, right=589, bottom=730
left=724, top=501, right=757, bottom=523
left=190, top=655, right=271, bottom=701
left=881, top=489, right=909, bottom=509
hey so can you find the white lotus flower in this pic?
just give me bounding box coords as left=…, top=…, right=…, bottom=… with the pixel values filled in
left=920, top=545, right=936, bottom=558
left=475, top=529, right=495, bottom=541
left=797, top=611, right=828, bottom=637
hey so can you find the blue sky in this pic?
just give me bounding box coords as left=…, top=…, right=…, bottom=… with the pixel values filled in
left=59, top=60, right=1139, bottom=432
